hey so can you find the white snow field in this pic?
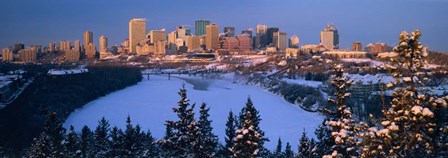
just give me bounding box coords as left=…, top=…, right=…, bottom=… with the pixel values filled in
left=64, top=74, right=324, bottom=150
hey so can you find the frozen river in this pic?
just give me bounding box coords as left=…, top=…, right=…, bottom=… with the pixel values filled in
left=64, top=74, right=324, bottom=150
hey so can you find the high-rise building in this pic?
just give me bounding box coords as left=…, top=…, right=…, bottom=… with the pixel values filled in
left=99, top=35, right=108, bottom=52
left=84, top=31, right=93, bottom=48
left=18, top=48, right=37, bottom=62
left=129, top=18, right=147, bottom=53
left=320, top=24, right=339, bottom=50
left=154, top=41, right=167, bottom=55
left=274, top=31, right=287, bottom=51
left=223, top=37, right=239, bottom=51
left=195, top=20, right=210, bottom=36
left=74, top=40, right=81, bottom=52
left=236, top=34, right=252, bottom=51
left=185, top=35, right=201, bottom=52
left=365, top=43, right=387, bottom=55
left=85, top=43, right=96, bottom=59
left=267, top=27, right=279, bottom=46
left=289, top=35, right=300, bottom=48
left=2, top=48, right=14, bottom=61
left=352, top=42, right=362, bottom=51
left=176, top=26, right=190, bottom=39
left=65, top=48, right=80, bottom=62
left=58, top=40, right=71, bottom=52
left=256, top=24, right=268, bottom=47
left=49, top=42, right=56, bottom=52
left=206, top=24, right=219, bottom=50
left=224, top=27, right=235, bottom=37
left=149, top=30, right=166, bottom=44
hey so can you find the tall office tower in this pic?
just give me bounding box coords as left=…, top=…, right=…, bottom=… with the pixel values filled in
left=49, top=42, right=56, bottom=52
left=129, top=18, right=147, bottom=53
left=289, top=35, right=300, bottom=48
left=59, top=40, right=71, bottom=52
left=236, top=34, right=252, bottom=51
left=149, top=30, right=166, bottom=44
left=84, top=31, right=93, bottom=48
left=242, top=29, right=253, bottom=36
left=1, top=48, right=14, bottom=61
left=320, top=24, right=339, bottom=50
left=85, top=43, right=97, bottom=60
left=256, top=24, right=268, bottom=47
left=185, top=35, right=201, bottom=51
left=206, top=24, right=219, bottom=50
left=352, top=42, right=362, bottom=51
left=256, top=24, right=267, bottom=35
left=224, top=27, right=235, bottom=37
left=167, top=31, right=178, bottom=51
left=267, top=27, right=279, bottom=46
left=18, top=48, right=37, bottom=62
left=273, top=31, right=287, bottom=51
left=65, top=48, right=80, bottom=62
left=74, top=40, right=81, bottom=52
left=14, top=43, right=25, bottom=53
left=195, top=20, right=210, bottom=36
left=99, top=35, right=108, bottom=52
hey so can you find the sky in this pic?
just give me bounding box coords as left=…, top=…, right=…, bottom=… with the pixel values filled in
left=1, top=0, right=447, bottom=51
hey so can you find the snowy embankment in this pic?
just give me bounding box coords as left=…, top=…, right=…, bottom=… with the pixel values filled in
left=64, top=74, right=324, bottom=151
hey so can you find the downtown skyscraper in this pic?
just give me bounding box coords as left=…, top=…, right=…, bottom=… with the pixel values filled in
left=129, top=18, right=147, bottom=53
left=320, top=24, right=339, bottom=50
left=195, top=20, right=210, bottom=36
left=83, top=31, right=93, bottom=48
left=206, top=24, right=219, bottom=50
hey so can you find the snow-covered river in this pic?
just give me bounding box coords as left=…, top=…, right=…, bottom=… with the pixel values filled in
left=64, top=74, right=324, bottom=150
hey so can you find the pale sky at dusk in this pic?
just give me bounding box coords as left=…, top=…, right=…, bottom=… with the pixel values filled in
left=1, top=0, right=447, bottom=51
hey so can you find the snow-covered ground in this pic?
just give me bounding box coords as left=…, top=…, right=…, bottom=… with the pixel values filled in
left=283, top=78, right=323, bottom=88
left=64, top=75, right=324, bottom=150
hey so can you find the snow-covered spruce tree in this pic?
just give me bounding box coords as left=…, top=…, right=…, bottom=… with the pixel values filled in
left=224, top=110, right=237, bottom=157
left=109, top=126, right=124, bottom=157
left=232, top=111, right=262, bottom=158
left=284, top=142, right=294, bottom=158
left=197, top=103, right=219, bottom=157
left=141, top=130, right=159, bottom=157
left=298, top=129, right=310, bottom=158
left=65, top=125, right=80, bottom=158
left=323, top=64, right=358, bottom=157
left=309, top=138, right=316, bottom=157
left=122, top=116, right=145, bottom=157
left=80, top=125, right=95, bottom=158
left=314, top=118, right=334, bottom=157
left=238, top=97, right=269, bottom=156
left=159, top=86, right=200, bottom=157
left=94, top=117, right=111, bottom=157
left=362, top=30, right=448, bottom=157
left=28, top=112, right=66, bottom=158
left=272, top=138, right=284, bottom=158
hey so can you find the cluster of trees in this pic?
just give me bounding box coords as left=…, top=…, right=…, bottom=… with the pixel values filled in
left=0, top=66, right=142, bottom=153
left=24, top=86, right=320, bottom=158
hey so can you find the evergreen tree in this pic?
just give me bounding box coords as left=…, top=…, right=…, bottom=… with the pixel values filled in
left=357, top=30, right=448, bottom=157
left=122, top=115, right=140, bottom=157
left=109, top=126, right=124, bottom=157
left=28, top=112, right=66, bottom=158
left=159, top=86, right=200, bottom=157
left=65, top=125, right=80, bottom=158
left=272, top=138, right=284, bottom=158
left=284, top=142, right=294, bottom=158
left=232, top=111, right=262, bottom=158
left=197, top=103, right=219, bottom=157
left=314, top=118, right=333, bottom=157
left=28, top=133, right=51, bottom=158
left=141, top=130, right=159, bottom=157
left=298, top=129, right=310, bottom=158
left=238, top=97, right=269, bottom=156
left=309, top=138, right=316, bottom=157
left=94, top=117, right=111, bottom=157
left=224, top=110, right=237, bottom=157
left=80, top=125, right=94, bottom=158
left=324, top=64, right=358, bottom=157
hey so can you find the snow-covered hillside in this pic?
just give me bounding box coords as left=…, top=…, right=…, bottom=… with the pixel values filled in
left=64, top=75, right=324, bottom=150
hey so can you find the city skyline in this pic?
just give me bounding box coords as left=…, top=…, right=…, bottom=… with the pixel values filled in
left=0, top=0, right=447, bottom=51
